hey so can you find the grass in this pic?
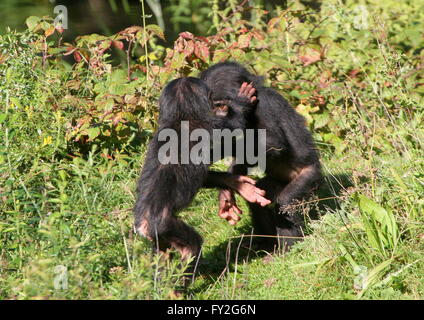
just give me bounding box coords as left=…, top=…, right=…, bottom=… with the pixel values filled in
left=1, top=138, right=423, bottom=299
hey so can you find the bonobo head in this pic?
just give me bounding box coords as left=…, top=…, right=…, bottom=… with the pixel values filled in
left=158, top=77, right=214, bottom=125
left=199, top=61, right=263, bottom=101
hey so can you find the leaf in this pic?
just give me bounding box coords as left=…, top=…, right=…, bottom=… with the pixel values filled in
left=86, top=127, right=101, bottom=141
left=194, top=43, right=209, bottom=62
left=298, top=48, right=321, bottom=66
left=45, top=26, right=56, bottom=37
left=146, top=24, right=165, bottom=40
left=0, top=113, right=7, bottom=124
left=9, top=97, right=23, bottom=109
left=98, top=40, right=112, bottom=51
left=184, top=40, right=195, bottom=57
left=229, top=49, right=246, bottom=61
left=74, top=51, right=82, bottom=63
left=322, top=133, right=346, bottom=154
left=295, top=104, right=317, bottom=124
left=26, top=16, right=41, bottom=31
left=356, top=194, right=399, bottom=254
left=250, top=29, right=265, bottom=41
left=238, top=34, right=252, bottom=49
left=179, top=32, right=194, bottom=40
left=213, top=49, right=231, bottom=63
left=122, top=26, right=143, bottom=35
left=313, top=111, right=330, bottom=129
left=267, top=17, right=282, bottom=32
left=112, top=40, right=124, bottom=50
left=170, top=52, right=186, bottom=70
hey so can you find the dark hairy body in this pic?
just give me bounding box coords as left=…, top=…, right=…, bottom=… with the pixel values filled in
left=133, top=77, right=269, bottom=265
left=200, top=62, right=322, bottom=249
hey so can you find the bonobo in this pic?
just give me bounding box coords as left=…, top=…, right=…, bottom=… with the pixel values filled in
left=133, top=77, right=270, bottom=268
left=200, top=62, right=322, bottom=249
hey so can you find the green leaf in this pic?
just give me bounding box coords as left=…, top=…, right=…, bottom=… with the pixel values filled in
left=86, top=127, right=101, bottom=141
left=9, top=97, right=23, bottom=109
left=356, top=194, right=399, bottom=255
left=26, top=16, right=41, bottom=31
left=313, top=111, right=330, bottom=130
left=146, top=24, right=165, bottom=40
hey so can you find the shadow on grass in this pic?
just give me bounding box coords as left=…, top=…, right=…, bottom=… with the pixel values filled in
left=189, top=172, right=357, bottom=294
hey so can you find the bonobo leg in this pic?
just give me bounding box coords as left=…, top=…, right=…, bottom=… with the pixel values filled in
left=138, top=213, right=202, bottom=290
left=276, top=163, right=321, bottom=212
left=249, top=177, right=304, bottom=251
left=161, top=219, right=203, bottom=262
left=138, top=210, right=203, bottom=262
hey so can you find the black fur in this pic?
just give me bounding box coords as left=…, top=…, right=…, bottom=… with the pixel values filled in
left=134, top=78, right=211, bottom=258
left=133, top=76, right=257, bottom=261
left=200, top=62, right=322, bottom=250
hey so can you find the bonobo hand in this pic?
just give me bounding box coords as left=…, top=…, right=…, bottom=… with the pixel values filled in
left=231, top=175, right=271, bottom=206
left=219, top=175, right=271, bottom=225
left=218, top=189, right=242, bottom=225
left=238, top=82, right=257, bottom=104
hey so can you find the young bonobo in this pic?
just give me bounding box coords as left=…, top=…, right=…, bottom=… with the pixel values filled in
left=200, top=62, right=322, bottom=249
left=133, top=77, right=270, bottom=269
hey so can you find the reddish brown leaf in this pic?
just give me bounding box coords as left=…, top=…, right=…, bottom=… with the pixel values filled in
left=74, top=51, right=82, bottom=62
left=64, top=47, right=76, bottom=56
left=184, top=40, right=195, bottom=57
left=349, top=69, right=361, bottom=78
left=198, top=44, right=210, bottom=62
left=237, top=34, right=252, bottom=49
left=196, top=36, right=209, bottom=44
left=45, top=26, right=56, bottom=37
left=179, top=32, right=194, bottom=40
left=298, top=48, right=321, bottom=66
left=122, top=26, right=143, bottom=35
left=250, top=29, right=265, bottom=41
left=112, top=40, right=124, bottom=50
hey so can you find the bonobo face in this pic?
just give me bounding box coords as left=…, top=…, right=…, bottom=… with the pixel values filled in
left=207, top=84, right=231, bottom=117
left=212, top=100, right=230, bottom=117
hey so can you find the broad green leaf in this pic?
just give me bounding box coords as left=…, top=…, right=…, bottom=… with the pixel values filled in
left=146, top=24, right=165, bottom=40
left=86, top=127, right=101, bottom=141
left=26, top=16, right=41, bottom=30
left=357, top=194, right=399, bottom=255
left=313, top=111, right=330, bottom=130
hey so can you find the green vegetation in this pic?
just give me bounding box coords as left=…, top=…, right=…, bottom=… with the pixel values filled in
left=0, top=0, right=423, bottom=299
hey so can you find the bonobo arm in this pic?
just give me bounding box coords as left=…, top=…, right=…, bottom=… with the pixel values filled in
left=211, top=83, right=259, bottom=224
